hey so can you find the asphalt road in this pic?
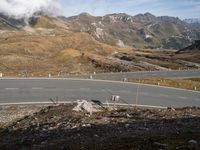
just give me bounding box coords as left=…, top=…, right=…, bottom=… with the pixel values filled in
left=92, top=69, right=200, bottom=79
left=0, top=78, right=199, bottom=107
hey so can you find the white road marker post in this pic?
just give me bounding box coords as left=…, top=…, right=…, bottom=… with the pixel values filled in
left=123, top=78, right=127, bottom=82
left=194, top=86, right=197, bottom=91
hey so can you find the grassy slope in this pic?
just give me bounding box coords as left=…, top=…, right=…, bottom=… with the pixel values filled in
left=0, top=16, right=132, bottom=76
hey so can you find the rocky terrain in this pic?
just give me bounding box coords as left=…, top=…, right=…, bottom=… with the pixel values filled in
left=0, top=103, right=200, bottom=149
left=64, top=12, right=200, bottom=49
left=175, top=40, right=200, bottom=63
left=184, top=18, right=200, bottom=28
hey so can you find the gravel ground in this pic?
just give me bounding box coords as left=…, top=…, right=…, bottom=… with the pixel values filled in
left=0, top=105, right=46, bottom=127
left=0, top=104, right=200, bottom=150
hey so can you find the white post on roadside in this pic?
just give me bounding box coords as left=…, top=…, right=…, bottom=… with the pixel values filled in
left=194, top=86, right=197, bottom=91
left=0, top=73, right=2, bottom=78
left=123, top=78, right=127, bottom=82
left=48, top=74, right=51, bottom=78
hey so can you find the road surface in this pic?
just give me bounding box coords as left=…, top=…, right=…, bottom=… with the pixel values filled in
left=0, top=78, right=199, bottom=107
left=92, top=69, right=200, bottom=79
left=66, top=69, right=200, bottom=79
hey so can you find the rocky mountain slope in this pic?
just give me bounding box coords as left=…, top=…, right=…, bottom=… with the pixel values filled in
left=184, top=18, right=200, bottom=28
left=178, top=40, right=200, bottom=52
left=174, top=40, right=200, bottom=63
left=63, top=13, right=200, bottom=49
left=0, top=13, right=25, bottom=30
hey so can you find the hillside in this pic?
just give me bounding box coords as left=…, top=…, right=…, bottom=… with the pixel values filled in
left=0, top=15, right=133, bottom=76
left=64, top=12, right=200, bottom=50
left=0, top=13, right=25, bottom=30
left=0, top=14, right=200, bottom=76
left=184, top=18, right=200, bottom=28
left=174, top=40, right=200, bottom=63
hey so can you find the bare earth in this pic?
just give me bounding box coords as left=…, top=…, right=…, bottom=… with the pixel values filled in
left=0, top=104, right=200, bottom=150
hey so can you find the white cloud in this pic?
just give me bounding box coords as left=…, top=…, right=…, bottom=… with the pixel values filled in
left=0, top=0, right=62, bottom=18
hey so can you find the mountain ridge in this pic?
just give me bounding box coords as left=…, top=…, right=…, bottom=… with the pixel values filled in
left=62, top=12, right=200, bottom=50
left=1, top=12, right=199, bottom=50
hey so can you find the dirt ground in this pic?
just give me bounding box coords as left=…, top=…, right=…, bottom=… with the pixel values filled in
left=0, top=104, right=200, bottom=150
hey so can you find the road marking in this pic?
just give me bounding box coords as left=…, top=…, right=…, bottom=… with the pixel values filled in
left=0, top=101, right=167, bottom=109
left=158, top=94, right=169, bottom=97
left=79, top=88, right=90, bottom=91
left=32, top=87, right=44, bottom=90
left=104, top=103, right=168, bottom=109
left=5, top=88, right=19, bottom=90
left=0, top=101, right=73, bottom=106
left=177, top=96, right=187, bottom=100
left=141, top=92, right=150, bottom=95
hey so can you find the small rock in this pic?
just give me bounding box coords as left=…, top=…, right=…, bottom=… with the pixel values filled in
left=188, top=139, right=198, bottom=145
left=167, top=107, right=176, bottom=111
left=126, top=114, right=132, bottom=118
left=94, top=134, right=99, bottom=137
left=41, top=141, right=47, bottom=145
left=153, top=142, right=168, bottom=148
left=101, top=117, right=109, bottom=122
left=82, top=124, right=91, bottom=127
left=139, top=127, right=149, bottom=131
left=71, top=125, right=77, bottom=129
left=125, top=124, right=130, bottom=128
left=48, top=127, right=55, bottom=130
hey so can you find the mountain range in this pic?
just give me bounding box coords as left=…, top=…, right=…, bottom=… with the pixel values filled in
left=184, top=18, right=200, bottom=28
left=0, top=12, right=200, bottom=76
left=62, top=12, right=200, bottom=49
left=1, top=12, right=200, bottom=50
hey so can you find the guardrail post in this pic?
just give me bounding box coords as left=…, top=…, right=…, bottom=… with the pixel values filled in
left=123, top=78, right=127, bottom=82
left=194, top=86, right=197, bottom=91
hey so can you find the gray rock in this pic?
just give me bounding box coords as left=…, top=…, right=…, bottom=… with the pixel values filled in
left=188, top=139, right=198, bottom=145
left=153, top=142, right=168, bottom=148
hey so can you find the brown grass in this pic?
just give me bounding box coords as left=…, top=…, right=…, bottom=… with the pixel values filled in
left=130, top=78, right=200, bottom=91
left=103, top=77, right=200, bottom=91
left=0, top=26, right=132, bottom=76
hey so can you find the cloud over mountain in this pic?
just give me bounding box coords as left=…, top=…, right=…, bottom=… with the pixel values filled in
left=0, top=0, right=62, bottom=18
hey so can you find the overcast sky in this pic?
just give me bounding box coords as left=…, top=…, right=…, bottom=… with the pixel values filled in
left=59, top=0, right=200, bottom=19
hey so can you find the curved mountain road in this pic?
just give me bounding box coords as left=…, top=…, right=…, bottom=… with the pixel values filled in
left=0, top=78, right=199, bottom=107
left=92, top=69, right=200, bottom=79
